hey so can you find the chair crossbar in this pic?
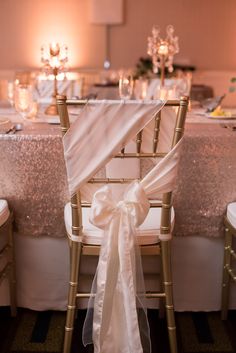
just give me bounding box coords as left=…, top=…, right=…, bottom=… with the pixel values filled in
left=146, top=292, right=166, bottom=298
left=81, top=200, right=162, bottom=207
left=81, top=243, right=161, bottom=256
left=230, top=249, right=236, bottom=260
left=115, top=152, right=167, bottom=158
left=76, top=293, right=95, bottom=298
left=88, top=177, right=135, bottom=184
left=64, top=99, right=182, bottom=106
left=76, top=291, right=166, bottom=299
left=227, top=267, right=236, bottom=281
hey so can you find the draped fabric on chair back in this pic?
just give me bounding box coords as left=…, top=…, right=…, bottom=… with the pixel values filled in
left=57, top=96, right=189, bottom=353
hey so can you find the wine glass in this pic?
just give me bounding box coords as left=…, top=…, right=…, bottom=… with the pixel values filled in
left=119, top=73, right=134, bottom=100
left=14, top=84, right=34, bottom=120
left=134, top=78, right=148, bottom=100
left=7, top=81, right=16, bottom=106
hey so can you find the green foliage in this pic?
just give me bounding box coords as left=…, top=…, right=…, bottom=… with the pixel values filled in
left=133, top=57, right=196, bottom=79
left=133, top=57, right=154, bottom=79
left=229, top=77, right=236, bottom=92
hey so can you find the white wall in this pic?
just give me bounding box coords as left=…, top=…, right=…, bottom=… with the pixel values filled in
left=0, top=0, right=235, bottom=71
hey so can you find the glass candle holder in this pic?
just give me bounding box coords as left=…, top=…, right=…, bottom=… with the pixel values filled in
left=14, top=84, right=34, bottom=120
left=119, top=73, right=134, bottom=100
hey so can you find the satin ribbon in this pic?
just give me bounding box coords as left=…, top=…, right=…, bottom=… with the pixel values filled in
left=83, top=181, right=151, bottom=353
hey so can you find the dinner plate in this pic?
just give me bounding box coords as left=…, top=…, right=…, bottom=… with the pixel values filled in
left=22, top=116, right=60, bottom=124
left=0, top=117, right=10, bottom=125
left=205, top=114, right=236, bottom=119
left=44, top=117, right=60, bottom=124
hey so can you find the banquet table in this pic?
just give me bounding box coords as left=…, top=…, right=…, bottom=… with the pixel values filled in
left=0, top=105, right=236, bottom=311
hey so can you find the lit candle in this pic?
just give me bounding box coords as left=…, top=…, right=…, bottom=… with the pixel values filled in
left=141, top=80, right=148, bottom=99
left=50, top=56, right=60, bottom=68
left=158, top=42, right=169, bottom=56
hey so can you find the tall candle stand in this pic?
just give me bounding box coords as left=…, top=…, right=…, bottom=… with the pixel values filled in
left=147, top=25, right=179, bottom=87
left=41, top=43, right=68, bottom=115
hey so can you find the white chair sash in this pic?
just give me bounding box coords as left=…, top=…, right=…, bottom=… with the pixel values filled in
left=83, top=181, right=150, bottom=353
left=62, top=100, right=183, bottom=353
left=63, top=100, right=165, bottom=197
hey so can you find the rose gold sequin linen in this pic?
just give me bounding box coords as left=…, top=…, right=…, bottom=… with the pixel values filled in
left=173, top=123, right=236, bottom=238
left=0, top=122, right=236, bottom=238
left=0, top=124, right=68, bottom=238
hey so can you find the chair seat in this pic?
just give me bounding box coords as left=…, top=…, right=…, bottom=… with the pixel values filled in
left=0, top=199, right=10, bottom=227
left=64, top=202, right=175, bottom=245
left=227, top=202, right=236, bottom=229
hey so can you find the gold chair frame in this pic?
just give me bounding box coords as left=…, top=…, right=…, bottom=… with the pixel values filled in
left=57, top=95, right=189, bottom=353
left=0, top=211, right=17, bottom=316
left=221, top=215, right=236, bottom=320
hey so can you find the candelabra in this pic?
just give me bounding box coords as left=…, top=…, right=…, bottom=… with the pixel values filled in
left=41, top=43, right=68, bottom=115
left=147, top=25, right=179, bottom=87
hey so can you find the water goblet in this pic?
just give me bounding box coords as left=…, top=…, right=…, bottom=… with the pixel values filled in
left=14, top=84, right=34, bottom=121
left=119, top=73, right=134, bottom=100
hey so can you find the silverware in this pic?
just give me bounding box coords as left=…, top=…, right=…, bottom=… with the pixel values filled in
left=5, top=125, right=15, bottom=134
left=220, top=123, right=236, bottom=131
left=14, top=123, right=23, bottom=133
left=5, top=123, right=23, bottom=134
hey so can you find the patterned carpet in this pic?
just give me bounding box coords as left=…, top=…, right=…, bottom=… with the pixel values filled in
left=0, top=307, right=235, bottom=353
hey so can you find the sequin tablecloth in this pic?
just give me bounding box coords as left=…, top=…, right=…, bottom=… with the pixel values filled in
left=0, top=115, right=236, bottom=239
left=174, top=122, right=236, bottom=237
left=0, top=123, right=69, bottom=238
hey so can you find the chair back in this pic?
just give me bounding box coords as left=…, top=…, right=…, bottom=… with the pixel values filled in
left=57, top=96, right=188, bottom=241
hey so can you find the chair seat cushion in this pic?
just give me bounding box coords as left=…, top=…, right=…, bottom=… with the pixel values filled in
left=0, top=199, right=10, bottom=227
left=64, top=202, right=175, bottom=245
left=227, top=202, right=236, bottom=229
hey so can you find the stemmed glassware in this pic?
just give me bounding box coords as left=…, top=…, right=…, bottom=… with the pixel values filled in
left=14, top=84, right=34, bottom=120
left=7, top=81, right=15, bottom=106
left=119, top=73, right=134, bottom=100
left=134, top=78, right=148, bottom=100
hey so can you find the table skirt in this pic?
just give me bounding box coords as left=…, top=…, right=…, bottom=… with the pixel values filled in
left=0, top=233, right=235, bottom=311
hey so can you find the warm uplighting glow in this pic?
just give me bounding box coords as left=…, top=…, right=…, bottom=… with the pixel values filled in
left=158, top=42, right=169, bottom=56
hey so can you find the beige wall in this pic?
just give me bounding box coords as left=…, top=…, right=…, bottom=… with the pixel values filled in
left=0, top=0, right=236, bottom=71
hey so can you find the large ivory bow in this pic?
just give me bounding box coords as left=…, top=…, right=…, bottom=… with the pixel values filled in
left=83, top=181, right=151, bottom=353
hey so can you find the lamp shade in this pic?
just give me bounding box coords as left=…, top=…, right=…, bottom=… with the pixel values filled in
left=89, top=0, right=124, bottom=24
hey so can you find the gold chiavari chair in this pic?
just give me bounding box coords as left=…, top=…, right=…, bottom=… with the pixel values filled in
left=221, top=202, right=236, bottom=320
left=0, top=199, right=17, bottom=316
left=57, top=95, right=189, bottom=353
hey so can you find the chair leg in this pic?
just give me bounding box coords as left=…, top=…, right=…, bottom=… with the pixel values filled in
left=221, top=227, right=232, bottom=320
left=7, top=218, right=17, bottom=317
left=158, top=259, right=165, bottom=319
left=161, top=240, right=177, bottom=353
left=63, top=240, right=82, bottom=353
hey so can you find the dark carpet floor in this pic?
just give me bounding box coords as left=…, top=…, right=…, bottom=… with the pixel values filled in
left=0, top=307, right=236, bottom=353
